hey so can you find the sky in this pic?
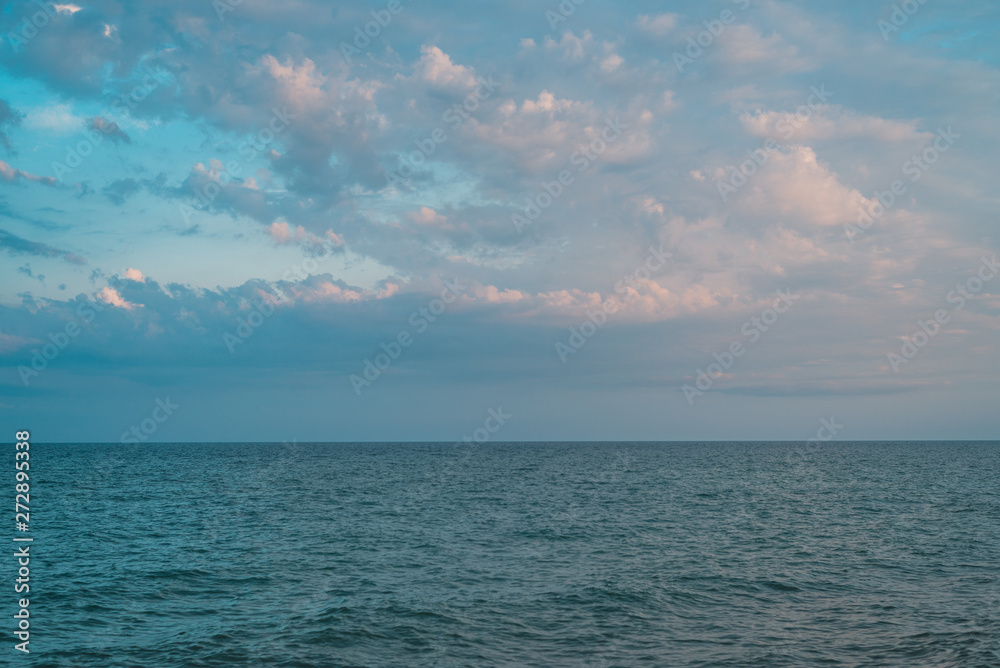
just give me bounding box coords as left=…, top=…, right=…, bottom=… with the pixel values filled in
left=0, top=0, right=998, bottom=443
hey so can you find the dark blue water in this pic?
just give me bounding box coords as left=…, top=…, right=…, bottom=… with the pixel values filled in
left=25, top=442, right=1000, bottom=666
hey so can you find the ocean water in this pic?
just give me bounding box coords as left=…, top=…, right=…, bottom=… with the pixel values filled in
left=28, top=441, right=1000, bottom=667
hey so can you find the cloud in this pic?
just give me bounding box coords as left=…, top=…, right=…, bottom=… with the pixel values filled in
left=102, top=178, right=142, bottom=205
left=469, top=90, right=596, bottom=171
left=0, top=100, right=23, bottom=152
left=733, top=145, right=872, bottom=227
left=89, top=116, right=132, bottom=145
left=267, top=220, right=306, bottom=244
left=17, top=263, right=45, bottom=285
left=267, top=220, right=345, bottom=255
left=636, top=14, right=678, bottom=36
left=0, top=330, right=36, bottom=354
left=257, top=55, right=329, bottom=111
left=0, top=160, right=57, bottom=186
left=24, top=104, right=82, bottom=134
left=0, top=227, right=85, bottom=264
left=543, top=30, right=594, bottom=61
left=98, top=286, right=137, bottom=309
left=740, top=106, right=933, bottom=143
left=241, top=53, right=384, bottom=195
left=600, top=53, right=625, bottom=73
left=415, top=45, right=478, bottom=89
left=171, top=162, right=273, bottom=223
left=720, top=26, right=812, bottom=72
left=407, top=206, right=467, bottom=233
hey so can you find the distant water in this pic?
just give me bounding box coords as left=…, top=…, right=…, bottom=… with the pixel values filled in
left=31, top=442, right=1000, bottom=666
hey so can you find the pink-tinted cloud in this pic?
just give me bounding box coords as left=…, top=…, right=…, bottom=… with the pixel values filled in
left=98, top=286, right=137, bottom=309
left=0, top=160, right=56, bottom=186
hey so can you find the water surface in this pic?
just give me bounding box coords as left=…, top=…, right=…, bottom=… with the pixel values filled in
left=32, top=441, right=1000, bottom=666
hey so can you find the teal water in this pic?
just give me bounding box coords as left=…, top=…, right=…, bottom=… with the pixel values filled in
left=27, top=442, right=1000, bottom=666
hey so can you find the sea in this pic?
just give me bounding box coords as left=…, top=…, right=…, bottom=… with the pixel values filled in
left=26, top=441, right=1000, bottom=666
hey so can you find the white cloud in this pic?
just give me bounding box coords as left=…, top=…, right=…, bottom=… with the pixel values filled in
left=470, top=90, right=595, bottom=170
left=740, top=106, right=933, bottom=143
left=257, top=55, right=328, bottom=111
left=124, top=268, right=146, bottom=282
left=735, top=146, right=873, bottom=227
left=415, top=45, right=477, bottom=89
left=721, top=26, right=812, bottom=72
left=600, top=53, right=624, bottom=73
left=24, top=104, right=82, bottom=134
left=98, top=286, right=137, bottom=310
left=543, top=30, right=594, bottom=61
left=636, top=14, right=678, bottom=36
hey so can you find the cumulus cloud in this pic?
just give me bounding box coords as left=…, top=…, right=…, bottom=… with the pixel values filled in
left=124, top=268, right=146, bottom=282
left=734, top=146, right=872, bottom=227
left=470, top=90, right=596, bottom=170
left=415, top=45, right=478, bottom=89
left=98, top=286, right=137, bottom=309
left=543, top=30, right=595, bottom=61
